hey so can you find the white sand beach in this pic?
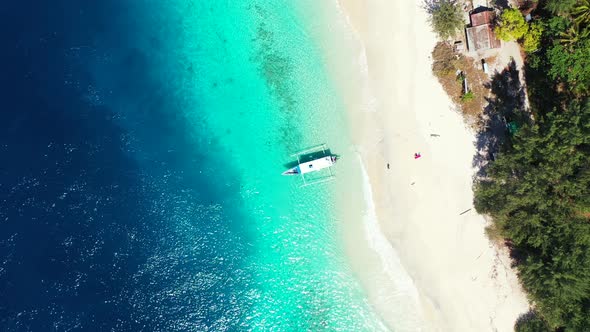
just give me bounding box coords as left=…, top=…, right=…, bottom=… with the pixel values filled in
left=317, top=0, right=531, bottom=330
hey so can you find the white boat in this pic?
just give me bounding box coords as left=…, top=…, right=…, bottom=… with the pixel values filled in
left=282, top=144, right=338, bottom=186
left=281, top=155, right=338, bottom=176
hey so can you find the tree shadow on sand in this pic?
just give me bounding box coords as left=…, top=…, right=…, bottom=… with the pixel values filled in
left=473, top=59, right=528, bottom=178
left=514, top=309, right=551, bottom=331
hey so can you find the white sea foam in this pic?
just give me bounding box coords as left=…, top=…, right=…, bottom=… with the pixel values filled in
left=358, top=154, right=425, bottom=331
left=357, top=49, right=378, bottom=114
left=329, top=0, right=377, bottom=114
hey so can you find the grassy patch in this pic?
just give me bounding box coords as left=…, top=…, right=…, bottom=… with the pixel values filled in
left=484, top=222, right=506, bottom=246
left=431, top=42, right=490, bottom=120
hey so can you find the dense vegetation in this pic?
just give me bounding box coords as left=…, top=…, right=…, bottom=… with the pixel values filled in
left=425, top=0, right=465, bottom=39
left=495, top=8, right=530, bottom=41
left=495, top=8, right=545, bottom=52
left=474, top=1, right=590, bottom=331
left=523, top=21, right=544, bottom=52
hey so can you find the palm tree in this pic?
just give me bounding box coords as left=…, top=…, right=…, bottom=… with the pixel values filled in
left=558, top=22, right=590, bottom=46
left=573, top=0, right=590, bottom=25
left=545, top=0, right=577, bottom=15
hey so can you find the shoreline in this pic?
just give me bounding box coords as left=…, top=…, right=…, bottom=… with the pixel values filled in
left=318, top=0, right=530, bottom=330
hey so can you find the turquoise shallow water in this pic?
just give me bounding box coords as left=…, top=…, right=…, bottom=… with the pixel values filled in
left=1, top=0, right=389, bottom=330
left=169, top=1, right=388, bottom=329
left=176, top=2, right=387, bottom=330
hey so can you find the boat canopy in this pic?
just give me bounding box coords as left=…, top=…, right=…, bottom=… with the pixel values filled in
left=298, top=156, right=335, bottom=174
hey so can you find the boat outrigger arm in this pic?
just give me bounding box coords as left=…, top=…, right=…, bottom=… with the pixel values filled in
left=282, top=143, right=338, bottom=186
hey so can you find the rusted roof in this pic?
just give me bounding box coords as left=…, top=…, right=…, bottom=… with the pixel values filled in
left=470, top=10, right=495, bottom=27
left=466, top=24, right=501, bottom=51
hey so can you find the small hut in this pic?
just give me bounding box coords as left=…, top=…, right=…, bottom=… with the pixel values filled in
left=465, top=8, right=501, bottom=52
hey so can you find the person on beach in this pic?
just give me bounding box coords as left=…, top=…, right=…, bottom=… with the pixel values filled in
left=414, top=152, right=421, bottom=159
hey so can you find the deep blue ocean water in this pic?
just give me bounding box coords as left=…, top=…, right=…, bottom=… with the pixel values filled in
left=0, top=1, right=253, bottom=330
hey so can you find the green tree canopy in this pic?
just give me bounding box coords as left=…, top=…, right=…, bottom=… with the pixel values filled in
left=573, top=0, right=590, bottom=25
left=425, top=0, right=465, bottom=40
left=545, top=0, right=577, bottom=16
left=474, top=102, right=590, bottom=329
left=515, top=311, right=551, bottom=332
left=523, top=21, right=544, bottom=52
left=495, top=8, right=529, bottom=41
left=557, top=22, right=590, bottom=46
left=547, top=38, right=590, bottom=93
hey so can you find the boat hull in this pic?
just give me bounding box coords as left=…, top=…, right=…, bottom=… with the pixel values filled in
left=281, top=155, right=337, bottom=176
left=282, top=166, right=300, bottom=176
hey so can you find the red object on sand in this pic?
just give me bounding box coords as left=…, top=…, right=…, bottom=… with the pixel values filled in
left=414, top=153, right=421, bottom=159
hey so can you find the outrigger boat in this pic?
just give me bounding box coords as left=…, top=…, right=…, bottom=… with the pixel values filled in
left=282, top=144, right=338, bottom=186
